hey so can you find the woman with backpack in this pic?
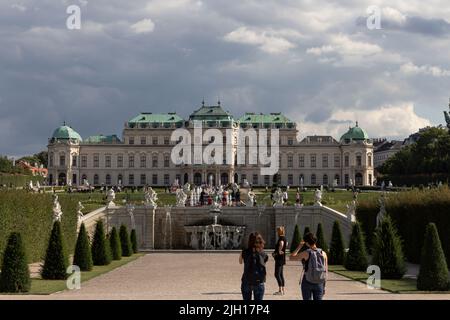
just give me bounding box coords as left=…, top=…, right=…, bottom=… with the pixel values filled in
left=239, top=232, right=268, bottom=300
left=290, top=232, right=328, bottom=300
left=272, top=226, right=287, bottom=295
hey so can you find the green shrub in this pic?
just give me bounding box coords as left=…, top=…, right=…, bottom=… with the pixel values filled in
left=41, top=221, right=68, bottom=280
left=417, top=223, right=449, bottom=291
left=119, top=225, right=133, bottom=257
left=372, top=215, right=406, bottom=279
left=73, top=223, right=93, bottom=271
left=91, top=220, right=111, bottom=266
left=303, top=226, right=310, bottom=237
left=329, top=221, right=345, bottom=265
left=0, top=190, right=78, bottom=264
left=290, top=225, right=301, bottom=252
left=0, top=232, right=31, bottom=293
left=109, top=227, right=122, bottom=260
left=344, top=222, right=369, bottom=271
left=357, top=187, right=450, bottom=266
left=130, top=229, right=138, bottom=253
left=316, top=223, right=328, bottom=253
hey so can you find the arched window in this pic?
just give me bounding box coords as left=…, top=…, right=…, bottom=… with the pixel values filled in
left=334, top=174, right=340, bottom=186
left=105, top=174, right=111, bottom=185
left=311, top=174, right=316, bottom=185
left=299, top=174, right=304, bottom=186
left=93, top=174, right=99, bottom=185
left=118, top=174, right=123, bottom=186
left=323, top=174, right=328, bottom=185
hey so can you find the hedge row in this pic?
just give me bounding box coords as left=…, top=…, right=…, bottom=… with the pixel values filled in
left=0, top=174, right=44, bottom=188
left=0, top=190, right=78, bottom=263
left=356, top=187, right=450, bottom=266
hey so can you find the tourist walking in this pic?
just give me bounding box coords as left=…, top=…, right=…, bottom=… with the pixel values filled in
left=239, top=233, right=268, bottom=300
left=273, top=226, right=287, bottom=295
left=290, top=232, right=328, bottom=300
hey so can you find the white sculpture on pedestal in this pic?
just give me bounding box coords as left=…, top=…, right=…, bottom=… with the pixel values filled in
left=77, top=201, right=84, bottom=224
left=346, top=200, right=357, bottom=223
left=314, top=188, right=323, bottom=206
left=272, top=188, right=284, bottom=207
left=376, top=193, right=387, bottom=227
left=52, top=194, right=63, bottom=222
left=176, top=188, right=187, bottom=207
left=246, top=190, right=255, bottom=207
left=144, top=187, right=158, bottom=207
left=126, top=203, right=136, bottom=229
left=106, top=188, right=116, bottom=207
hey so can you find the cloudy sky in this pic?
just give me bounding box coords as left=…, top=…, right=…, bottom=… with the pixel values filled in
left=1, top=0, right=450, bottom=157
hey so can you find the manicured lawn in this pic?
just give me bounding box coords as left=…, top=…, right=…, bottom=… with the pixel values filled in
left=22, top=254, right=144, bottom=295
left=328, top=265, right=450, bottom=294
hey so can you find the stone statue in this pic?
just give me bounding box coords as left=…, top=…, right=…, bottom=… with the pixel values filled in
left=272, top=188, right=284, bottom=207
left=36, top=181, right=41, bottom=190
left=183, top=182, right=191, bottom=193
left=77, top=201, right=84, bottom=224
left=144, top=187, right=158, bottom=207
left=126, top=203, right=136, bottom=229
left=29, top=180, right=33, bottom=190
left=106, top=188, right=116, bottom=207
left=231, top=182, right=239, bottom=193
left=190, top=229, right=199, bottom=250
left=314, top=188, right=323, bottom=206
left=176, top=188, right=187, bottom=207
left=444, top=99, right=450, bottom=132
left=246, top=190, right=255, bottom=207
left=376, top=193, right=387, bottom=227
left=346, top=200, right=357, bottom=223
left=52, top=194, right=63, bottom=222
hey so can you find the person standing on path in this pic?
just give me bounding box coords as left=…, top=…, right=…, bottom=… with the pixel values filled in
left=290, top=232, right=328, bottom=300
left=239, top=233, right=268, bottom=300
left=273, top=226, right=287, bottom=295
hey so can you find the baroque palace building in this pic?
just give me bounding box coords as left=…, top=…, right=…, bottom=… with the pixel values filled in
left=47, top=103, right=374, bottom=187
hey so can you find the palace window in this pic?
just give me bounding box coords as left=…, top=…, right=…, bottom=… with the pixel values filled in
left=241, top=174, right=247, bottom=183
left=129, top=174, right=134, bottom=185
left=356, top=154, right=362, bottom=167
left=117, top=154, right=123, bottom=168
left=152, top=155, right=158, bottom=168
left=287, top=155, right=293, bottom=168
left=129, top=137, right=134, bottom=145
left=310, top=154, right=316, bottom=168
left=335, top=174, right=340, bottom=186
left=368, top=154, right=372, bottom=167
left=164, top=137, right=169, bottom=145
left=299, top=154, right=305, bottom=168
left=344, top=154, right=349, bottom=167
left=264, top=175, right=270, bottom=186
left=94, top=174, right=99, bottom=185
left=49, top=153, right=54, bottom=167
left=140, top=174, right=146, bottom=185
left=105, top=155, right=111, bottom=168
left=128, top=154, right=134, bottom=168
left=323, top=174, right=329, bottom=185
left=334, top=154, right=340, bottom=168
left=81, top=155, right=87, bottom=168
left=93, top=154, right=99, bottom=168
left=140, top=137, right=146, bottom=145
left=164, top=155, right=170, bottom=168
left=72, top=155, right=77, bottom=167
left=288, top=174, right=293, bottom=185
left=164, top=174, right=170, bottom=185
left=253, top=174, right=258, bottom=185
left=288, top=139, right=293, bottom=146
left=311, top=174, right=316, bottom=185
left=59, top=154, right=65, bottom=167
left=152, top=137, right=158, bottom=145
left=322, top=154, right=328, bottom=168
left=105, top=174, right=111, bottom=185
left=140, top=154, right=146, bottom=168
left=152, top=174, right=158, bottom=185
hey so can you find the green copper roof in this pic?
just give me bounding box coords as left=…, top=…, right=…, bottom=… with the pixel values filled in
left=189, top=104, right=234, bottom=121
left=238, top=112, right=294, bottom=124
left=51, top=125, right=82, bottom=141
left=84, top=135, right=121, bottom=144
left=128, top=113, right=183, bottom=124
left=340, top=122, right=369, bottom=142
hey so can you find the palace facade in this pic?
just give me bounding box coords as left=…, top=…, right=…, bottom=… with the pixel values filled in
left=47, top=103, right=374, bottom=187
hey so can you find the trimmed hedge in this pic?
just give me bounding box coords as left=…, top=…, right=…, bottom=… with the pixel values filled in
left=91, top=220, right=112, bottom=266
left=109, top=227, right=122, bottom=260
left=41, top=221, right=69, bottom=280
left=372, top=215, right=406, bottom=279
left=119, top=225, right=132, bottom=257
left=290, top=225, right=301, bottom=252
left=0, top=190, right=78, bottom=264
left=73, top=223, right=93, bottom=271
left=417, top=223, right=449, bottom=291
left=357, top=187, right=450, bottom=266
left=0, top=232, right=31, bottom=293
left=130, top=229, right=138, bottom=253
left=329, top=221, right=345, bottom=265
left=316, top=223, right=328, bottom=254
left=344, top=222, right=368, bottom=271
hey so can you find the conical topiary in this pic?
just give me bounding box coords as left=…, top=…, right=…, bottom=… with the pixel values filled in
left=109, top=227, right=122, bottom=260
left=119, top=224, right=133, bottom=257
left=73, top=223, right=93, bottom=271
left=41, top=221, right=68, bottom=280
left=417, top=223, right=449, bottom=291
left=130, top=229, right=138, bottom=253
left=303, top=226, right=311, bottom=237
left=344, top=222, right=369, bottom=271
left=316, top=223, right=328, bottom=253
left=290, top=225, right=301, bottom=252
left=329, top=220, right=345, bottom=265
left=372, top=215, right=406, bottom=279
left=91, top=220, right=112, bottom=266
left=0, top=232, right=31, bottom=293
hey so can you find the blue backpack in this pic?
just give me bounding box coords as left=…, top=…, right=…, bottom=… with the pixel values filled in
left=304, top=248, right=326, bottom=284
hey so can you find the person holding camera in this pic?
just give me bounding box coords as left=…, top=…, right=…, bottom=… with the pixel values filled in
left=272, top=226, right=287, bottom=295
left=290, top=232, right=328, bottom=300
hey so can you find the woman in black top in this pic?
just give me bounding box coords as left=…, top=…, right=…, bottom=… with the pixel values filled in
left=273, top=226, right=287, bottom=295
left=239, top=232, right=268, bottom=300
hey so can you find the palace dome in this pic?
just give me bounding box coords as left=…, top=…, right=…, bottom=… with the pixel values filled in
left=51, top=125, right=82, bottom=142
left=340, top=122, right=369, bottom=143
